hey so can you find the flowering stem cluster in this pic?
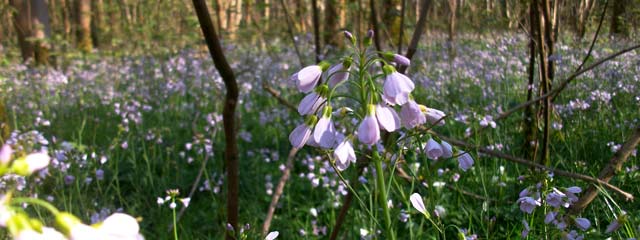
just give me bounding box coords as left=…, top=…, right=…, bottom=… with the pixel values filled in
left=288, top=30, right=475, bottom=238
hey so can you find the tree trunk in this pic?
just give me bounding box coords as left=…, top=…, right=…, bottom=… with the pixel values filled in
left=447, top=0, right=457, bottom=59
left=523, top=0, right=538, bottom=161
left=191, top=1, right=239, bottom=239
left=91, top=0, right=103, bottom=48
left=76, top=0, right=92, bottom=53
left=610, top=0, right=628, bottom=37
left=324, top=0, right=341, bottom=49
left=311, top=0, right=321, bottom=62
left=10, top=0, right=35, bottom=62
left=30, top=0, right=51, bottom=65
left=382, top=0, right=400, bottom=47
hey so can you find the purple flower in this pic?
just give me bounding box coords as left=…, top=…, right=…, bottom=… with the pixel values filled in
left=357, top=107, right=380, bottom=145
left=312, top=107, right=337, bottom=149
left=327, top=58, right=352, bottom=88
left=517, top=196, right=541, bottom=214
left=440, top=141, right=453, bottom=158
left=457, top=152, right=474, bottom=172
left=565, top=186, right=581, bottom=203
left=574, top=218, right=590, bottom=231
left=334, top=140, right=356, bottom=171
left=298, top=92, right=324, bottom=116
left=375, top=104, right=400, bottom=132
left=564, top=230, right=584, bottom=240
left=384, top=52, right=410, bottom=66
left=546, top=188, right=568, bottom=208
left=522, top=220, right=530, bottom=238
left=295, top=62, right=330, bottom=93
left=400, top=100, right=426, bottom=129
left=382, top=66, right=414, bottom=105
left=425, top=139, right=443, bottom=160
left=343, top=31, right=355, bottom=43
left=545, top=211, right=558, bottom=224
left=289, top=116, right=318, bottom=148
left=605, top=219, right=621, bottom=233
left=421, top=106, right=446, bottom=126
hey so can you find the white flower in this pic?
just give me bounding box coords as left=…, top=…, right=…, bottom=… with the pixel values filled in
left=409, top=193, right=427, bottom=215
left=265, top=231, right=279, bottom=240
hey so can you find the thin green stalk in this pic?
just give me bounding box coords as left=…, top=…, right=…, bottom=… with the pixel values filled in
left=373, top=147, right=396, bottom=240
left=172, top=199, right=179, bottom=240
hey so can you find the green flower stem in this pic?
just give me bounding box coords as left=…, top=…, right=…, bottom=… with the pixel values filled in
left=11, top=197, right=60, bottom=215
left=373, top=147, right=396, bottom=240
left=172, top=199, right=179, bottom=240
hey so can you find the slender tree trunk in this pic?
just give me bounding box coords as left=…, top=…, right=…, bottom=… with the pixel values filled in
left=382, top=0, right=400, bottom=47
left=30, top=0, right=50, bottom=65
left=447, top=0, right=457, bottom=59
left=191, top=1, right=239, bottom=239
left=523, top=1, right=538, bottom=161
left=610, top=0, right=628, bottom=37
left=324, top=0, right=341, bottom=49
left=311, top=0, right=321, bottom=62
left=10, top=0, right=35, bottom=62
left=91, top=0, right=103, bottom=48
left=76, top=0, right=91, bottom=52
left=397, top=0, right=431, bottom=74
left=536, top=0, right=551, bottom=166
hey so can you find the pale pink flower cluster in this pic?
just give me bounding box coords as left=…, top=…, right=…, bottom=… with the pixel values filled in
left=288, top=46, right=452, bottom=171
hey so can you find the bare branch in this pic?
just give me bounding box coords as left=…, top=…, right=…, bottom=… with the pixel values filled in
left=569, top=127, right=640, bottom=214
left=261, top=148, right=299, bottom=236
left=430, top=131, right=634, bottom=200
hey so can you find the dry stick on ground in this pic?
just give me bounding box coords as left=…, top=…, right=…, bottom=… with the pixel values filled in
left=466, top=44, right=640, bottom=139
left=191, top=1, right=240, bottom=238
left=568, top=127, right=640, bottom=214
left=277, top=0, right=305, bottom=68
left=261, top=148, right=300, bottom=236
left=430, top=131, right=634, bottom=200
left=398, top=0, right=431, bottom=74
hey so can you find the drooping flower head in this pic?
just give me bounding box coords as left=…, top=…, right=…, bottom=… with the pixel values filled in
left=295, top=61, right=330, bottom=93
left=383, top=51, right=411, bottom=66
left=334, top=139, right=356, bottom=171
left=425, top=139, right=443, bottom=160
left=298, top=84, right=329, bottom=116
left=289, top=115, right=318, bottom=148
left=419, top=104, right=446, bottom=126
left=400, top=100, right=426, bottom=129
left=382, top=65, right=414, bottom=106
left=312, top=106, right=337, bottom=149
left=358, top=105, right=380, bottom=146
left=327, top=57, right=352, bottom=88
left=375, top=104, right=400, bottom=132
left=457, top=151, right=474, bottom=172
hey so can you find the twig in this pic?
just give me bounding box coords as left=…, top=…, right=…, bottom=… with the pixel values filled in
left=398, top=0, right=431, bottom=74
left=261, top=148, right=299, bottom=236
left=569, top=127, right=640, bottom=214
left=262, top=82, right=297, bottom=112
left=430, top=131, right=634, bottom=200
left=277, top=0, right=305, bottom=68
left=467, top=44, right=640, bottom=138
